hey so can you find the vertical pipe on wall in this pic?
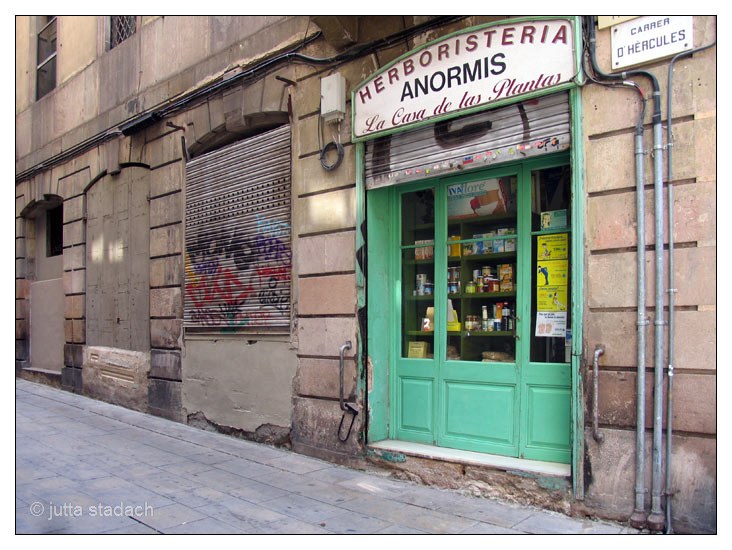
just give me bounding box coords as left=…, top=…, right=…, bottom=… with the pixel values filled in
left=631, top=126, right=649, bottom=528
left=647, top=109, right=666, bottom=531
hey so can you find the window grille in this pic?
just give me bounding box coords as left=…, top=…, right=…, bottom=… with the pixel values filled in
left=110, top=16, right=136, bottom=49
left=36, top=16, right=56, bottom=100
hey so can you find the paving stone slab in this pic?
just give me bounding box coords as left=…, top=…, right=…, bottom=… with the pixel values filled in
left=214, top=457, right=283, bottom=480
left=318, top=510, right=393, bottom=534
left=513, top=510, right=590, bottom=534
left=435, top=496, right=536, bottom=529
left=264, top=453, right=333, bottom=474
left=221, top=478, right=290, bottom=504
left=160, top=516, right=244, bottom=534
left=194, top=498, right=292, bottom=532
left=137, top=502, right=208, bottom=531
left=258, top=493, right=347, bottom=524
left=286, top=477, right=363, bottom=507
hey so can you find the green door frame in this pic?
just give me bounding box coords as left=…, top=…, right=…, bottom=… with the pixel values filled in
left=358, top=87, right=585, bottom=497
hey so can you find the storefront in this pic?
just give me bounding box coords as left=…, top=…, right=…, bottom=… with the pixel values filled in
left=354, top=17, right=584, bottom=484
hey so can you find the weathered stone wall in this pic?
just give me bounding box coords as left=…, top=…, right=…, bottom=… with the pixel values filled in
left=581, top=17, right=716, bottom=533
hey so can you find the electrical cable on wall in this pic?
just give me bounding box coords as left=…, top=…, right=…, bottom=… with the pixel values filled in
left=318, top=111, right=344, bottom=171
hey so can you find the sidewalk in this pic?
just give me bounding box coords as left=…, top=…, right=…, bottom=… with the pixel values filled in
left=15, top=378, right=636, bottom=535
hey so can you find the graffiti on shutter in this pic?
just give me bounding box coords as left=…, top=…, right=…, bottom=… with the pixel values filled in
left=184, top=125, right=292, bottom=331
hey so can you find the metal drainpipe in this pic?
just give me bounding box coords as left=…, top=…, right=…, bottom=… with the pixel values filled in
left=665, top=62, right=678, bottom=535
left=647, top=100, right=666, bottom=532
left=664, top=38, right=716, bottom=535
left=587, top=17, right=665, bottom=530
left=632, top=112, right=649, bottom=529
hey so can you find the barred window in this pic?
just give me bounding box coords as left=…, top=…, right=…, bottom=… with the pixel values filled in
left=110, top=16, right=136, bottom=49
left=36, top=16, right=56, bottom=100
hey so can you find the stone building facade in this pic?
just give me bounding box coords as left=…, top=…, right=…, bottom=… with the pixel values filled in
left=15, top=16, right=716, bottom=533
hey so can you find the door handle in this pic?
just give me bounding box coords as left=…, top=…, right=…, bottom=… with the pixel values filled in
left=338, top=340, right=358, bottom=443
left=339, top=340, right=352, bottom=412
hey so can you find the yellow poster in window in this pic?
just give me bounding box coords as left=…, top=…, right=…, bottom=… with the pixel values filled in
left=537, top=233, right=568, bottom=261
left=536, top=259, right=568, bottom=287
left=537, top=286, right=568, bottom=312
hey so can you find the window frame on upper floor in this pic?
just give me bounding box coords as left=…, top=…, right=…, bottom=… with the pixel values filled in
left=36, top=16, right=57, bottom=100
left=108, top=16, right=138, bottom=50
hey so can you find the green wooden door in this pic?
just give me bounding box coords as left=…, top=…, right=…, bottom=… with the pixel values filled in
left=391, top=156, right=572, bottom=463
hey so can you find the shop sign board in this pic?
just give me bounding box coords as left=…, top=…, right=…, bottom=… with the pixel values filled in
left=611, top=16, right=694, bottom=69
left=352, top=18, right=578, bottom=140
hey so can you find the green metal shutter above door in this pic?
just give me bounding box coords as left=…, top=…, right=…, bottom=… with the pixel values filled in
left=184, top=125, right=292, bottom=331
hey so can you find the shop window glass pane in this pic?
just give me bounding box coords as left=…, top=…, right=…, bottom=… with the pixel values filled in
left=530, top=166, right=571, bottom=363
left=448, top=176, right=517, bottom=363
left=401, top=189, right=435, bottom=359
left=37, top=17, right=56, bottom=63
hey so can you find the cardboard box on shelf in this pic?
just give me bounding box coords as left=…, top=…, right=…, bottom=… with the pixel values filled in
left=540, top=209, right=567, bottom=230
left=408, top=341, right=430, bottom=358
left=447, top=178, right=516, bottom=219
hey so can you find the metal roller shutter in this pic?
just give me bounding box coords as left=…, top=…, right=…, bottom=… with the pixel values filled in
left=364, top=91, right=570, bottom=190
left=184, top=125, right=291, bottom=331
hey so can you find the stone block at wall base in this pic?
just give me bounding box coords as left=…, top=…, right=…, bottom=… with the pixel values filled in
left=291, top=396, right=363, bottom=457
left=82, top=346, right=150, bottom=413
left=61, top=366, right=82, bottom=392
left=64, top=343, right=84, bottom=368
left=148, top=378, right=184, bottom=422
left=16, top=340, right=29, bottom=361
left=15, top=365, right=63, bottom=389
left=149, top=349, right=182, bottom=381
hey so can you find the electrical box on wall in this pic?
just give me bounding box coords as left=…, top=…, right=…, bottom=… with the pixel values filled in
left=320, top=73, right=346, bottom=123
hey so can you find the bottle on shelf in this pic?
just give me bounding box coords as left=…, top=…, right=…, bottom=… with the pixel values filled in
left=502, top=302, right=511, bottom=331
left=507, top=301, right=514, bottom=331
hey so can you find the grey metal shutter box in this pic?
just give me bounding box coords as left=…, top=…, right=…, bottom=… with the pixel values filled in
left=184, top=125, right=292, bottom=330
left=364, top=91, right=570, bottom=190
